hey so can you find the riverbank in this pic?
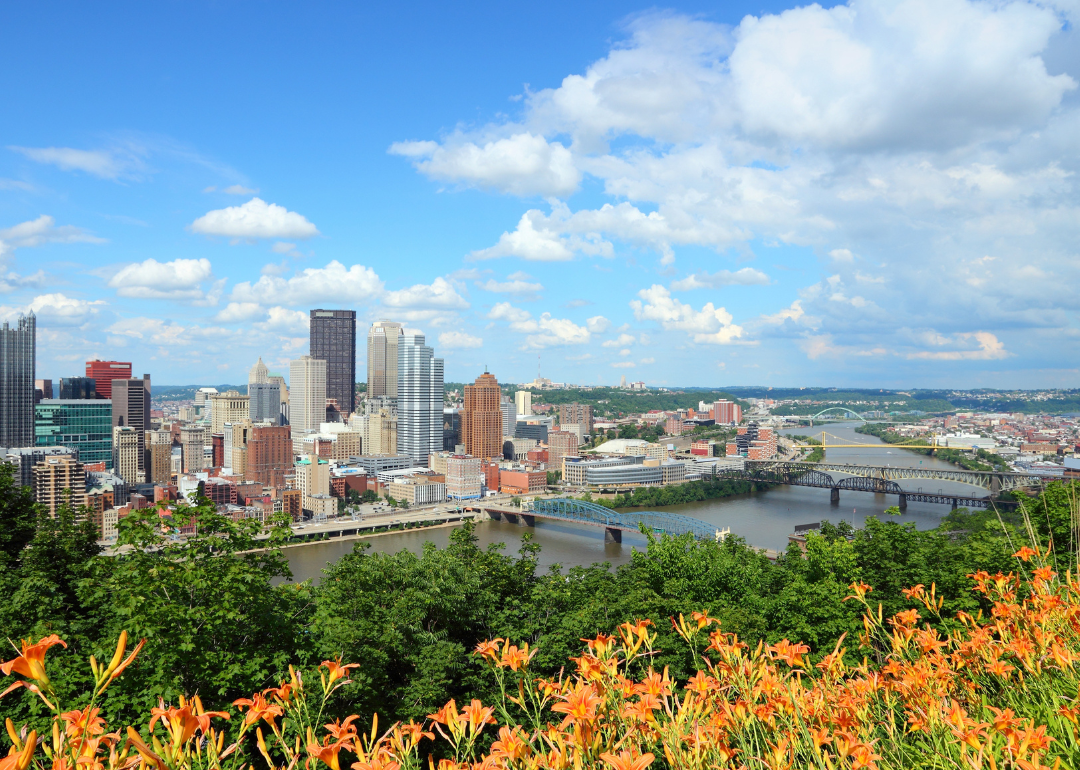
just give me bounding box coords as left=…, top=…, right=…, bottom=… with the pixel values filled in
left=855, top=423, right=1009, bottom=471
left=587, top=477, right=756, bottom=510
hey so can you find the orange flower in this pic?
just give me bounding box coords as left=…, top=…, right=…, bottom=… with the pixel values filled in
left=769, top=639, right=809, bottom=668
left=233, top=692, right=285, bottom=729
left=489, top=726, right=530, bottom=762
left=500, top=643, right=537, bottom=672
left=149, top=695, right=229, bottom=746
left=599, top=750, right=654, bottom=770
left=1012, top=546, right=1038, bottom=561
left=309, top=739, right=350, bottom=770
left=321, top=658, right=360, bottom=688
left=1, top=634, right=67, bottom=685
left=473, top=639, right=502, bottom=661
left=0, top=730, right=35, bottom=770
left=460, top=699, right=496, bottom=734
left=60, top=706, right=106, bottom=740
left=551, top=683, right=603, bottom=727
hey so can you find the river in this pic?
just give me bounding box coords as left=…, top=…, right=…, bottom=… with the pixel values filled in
left=284, top=421, right=973, bottom=584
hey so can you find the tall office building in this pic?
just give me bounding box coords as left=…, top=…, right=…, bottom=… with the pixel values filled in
left=35, top=399, right=114, bottom=468
left=463, top=373, right=503, bottom=460
left=367, top=320, right=403, bottom=399
left=247, top=425, right=291, bottom=490
left=209, top=390, right=250, bottom=435
left=249, top=382, right=281, bottom=424
left=59, top=377, right=98, bottom=400
left=514, top=390, right=532, bottom=417
left=500, top=395, right=513, bottom=439
left=249, top=357, right=269, bottom=387
left=113, top=426, right=143, bottom=484
left=111, top=375, right=151, bottom=482
left=146, top=429, right=173, bottom=485
left=397, top=334, right=443, bottom=465
left=180, top=425, right=207, bottom=473
left=310, top=309, right=356, bottom=416
left=85, top=360, right=132, bottom=400
left=0, top=312, right=35, bottom=447
left=289, top=355, right=327, bottom=434
left=35, top=379, right=53, bottom=403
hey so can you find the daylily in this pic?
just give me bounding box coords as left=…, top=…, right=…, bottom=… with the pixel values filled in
left=599, top=749, right=654, bottom=770
left=1, top=634, right=67, bottom=686
left=0, top=730, right=36, bottom=770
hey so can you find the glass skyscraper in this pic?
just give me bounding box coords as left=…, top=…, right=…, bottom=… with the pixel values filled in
left=0, top=311, right=35, bottom=447
left=397, top=333, right=443, bottom=465
left=366, top=320, right=403, bottom=399
left=35, top=399, right=114, bottom=468
left=310, top=309, right=356, bottom=417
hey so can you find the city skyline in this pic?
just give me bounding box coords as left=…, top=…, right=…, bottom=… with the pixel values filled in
left=2, top=1, right=1078, bottom=389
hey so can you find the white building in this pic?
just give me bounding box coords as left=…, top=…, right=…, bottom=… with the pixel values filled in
left=290, top=355, right=327, bottom=435
left=397, top=334, right=444, bottom=465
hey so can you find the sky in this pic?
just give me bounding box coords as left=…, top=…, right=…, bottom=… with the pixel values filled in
left=2, top=0, right=1079, bottom=389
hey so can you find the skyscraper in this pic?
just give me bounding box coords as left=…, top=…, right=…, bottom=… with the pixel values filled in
left=310, top=309, right=356, bottom=416
left=249, top=357, right=269, bottom=387
left=397, top=334, right=443, bottom=465
left=0, top=312, right=35, bottom=447
left=367, top=320, right=403, bottom=399
left=59, top=377, right=98, bottom=400
left=249, top=382, right=281, bottom=424
left=289, top=355, right=327, bottom=434
left=35, top=398, right=114, bottom=468
left=463, top=373, right=503, bottom=460
left=111, top=375, right=151, bottom=482
left=85, top=360, right=132, bottom=400
left=180, top=426, right=207, bottom=473
left=113, top=426, right=143, bottom=484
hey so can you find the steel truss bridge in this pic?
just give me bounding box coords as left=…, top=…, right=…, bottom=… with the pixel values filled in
left=716, top=460, right=1044, bottom=509
left=486, top=497, right=724, bottom=543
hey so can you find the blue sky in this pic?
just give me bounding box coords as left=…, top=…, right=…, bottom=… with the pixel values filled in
left=2, top=0, right=1079, bottom=388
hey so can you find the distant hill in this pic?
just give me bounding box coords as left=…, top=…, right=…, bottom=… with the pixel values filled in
left=152, top=384, right=248, bottom=400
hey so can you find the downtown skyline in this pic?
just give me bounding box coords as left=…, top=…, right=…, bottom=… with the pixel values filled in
left=2, top=0, right=1079, bottom=389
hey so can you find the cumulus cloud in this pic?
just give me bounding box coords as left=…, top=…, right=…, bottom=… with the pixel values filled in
left=108, top=258, right=214, bottom=301
left=670, top=267, right=771, bottom=290
left=230, top=260, right=382, bottom=305
left=486, top=302, right=604, bottom=348
left=0, top=215, right=104, bottom=254
left=478, top=277, right=544, bottom=298
left=439, top=331, right=484, bottom=349
left=0, top=293, right=106, bottom=326
left=390, top=132, right=581, bottom=196
left=383, top=277, right=469, bottom=310
left=256, top=307, right=310, bottom=334
left=190, top=198, right=319, bottom=240
left=602, top=333, right=637, bottom=348
left=907, top=331, right=1009, bottom=361
left=0, top=270, right=47, bottom=293
left=631, top=285, right=744, bottom=344
left=214, top=302, right=264, bottom=323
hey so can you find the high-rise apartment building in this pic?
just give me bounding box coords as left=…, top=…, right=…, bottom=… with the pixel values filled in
left=558, top=403, right=593, bottom=432
left=310, top=309, right=356, bottom=416
left=112, top=426, right=143, bottom=484
left=210, top=390, right=250, bottom=435
left=397, top=334, right=443, bottom=465
left=500, top=395, right=513, bottom=439
left=146, top=429, right=173, bottom=485
left=35, top=399, right=113, bottom=468
left=85, top=360, right=131, bottom=400
left=713, top=400, right=742, bottom=425
left=367, top=320, right=403, bottom=399
left=446, top=455, right=482, bottom=500
left=180, top=425, right=207, bottom=473
left=289, top=356, right=327, bottom=434
left=32, top=454, right=86, bottom=517
left=247, top=425, right=291, bottom=490
left=463, top=373, right=503, bottom=460
left=111, top=375, right=151, bottom=481
left=0, top=312, right=36, bottom=447
left=249, top=382, right=281, bottom=424
left=547, top=430, right=581, bottom=471
left=514, top=391, right=532, bottom=417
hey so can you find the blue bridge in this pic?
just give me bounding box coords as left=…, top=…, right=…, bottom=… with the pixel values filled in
left=483, top=497, right=725, bottom=543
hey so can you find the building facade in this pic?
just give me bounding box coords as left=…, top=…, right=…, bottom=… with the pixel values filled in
left=35, top=398, right=113, bottom=468
left=249, top=382, right=281, bottom=424
left=210, top=390, right=250, bottom=436
left=463, top=373, right=503, bottom=460
left=112, top=426, right=143, bottom=484
left=32, top=454, right=86, bottom=517
left=310, top=309, right=357, bottom=416
left=547, top=429, right=580, bottom=471
left=247, top=425, right=292, bottom=490
left=289, top=355, right=327, bottom=434
left=146, top=429, right=173, bottom=485
left=180, top=425, right=207, bottom=473
left=558, top=403, right=593, bottom=432
left=0, top=312, right=36, bottom=447
left=446, top=455, right=482, bottom=499
left=397, top=334, right=444, bottom=465
left=367, top=320, right=404, bottom=399
left=514, top=391, right=532, bottom=417
left=111, top=375, right=151, bottom=481
left=59, top=377, right=98, bottom=400
left=714, top=400, right=742, bottom=425
left=85, top=360, right=131, bottom=400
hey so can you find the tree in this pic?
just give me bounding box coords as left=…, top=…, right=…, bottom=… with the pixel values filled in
left=0, top=462, right=36, bottom=570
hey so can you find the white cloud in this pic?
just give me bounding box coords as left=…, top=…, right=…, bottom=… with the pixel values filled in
left=907, top=331, right=1009, bottom=361
left=611, top=361, right=636, bottom=368
left=256, top=307, right=309, bottom=334
left=828, top=248, right=855, bottom=263
left=630, top=285, right=744, bottom=344
left=8, top=146, right=138, bottom=179
left=0, top=270, right=47, bottom=293
left=271, top=242, right=297, bottom=255
left=384, top=277, right=470, bottom=310
left=586, top=315, right=610, bottom=334
left=108, top=258, right=214, bottom=301
left=0, top=293, right=106, bottom=326
left=602, top=333, right=637, bottom=348
left=470, top=210, right=574, bottom=261
left=486, top=302, right=600, bottom=348
left=223, top=184, right=258, bottom=195
left=390, top=132, right=581, bottom=196
left=478, top=278, right=544, bottom=297
left=439, top=331, right=484, bottom=349
left=670, top=267, right=770, bottom=290
left=639, top=357, right=655, bottom=364
left=0, top=215, right=104, bottom=253
left=190, top=198, right=319, bottom=240
left=214, top=302, right=264, bottom=323
left=231, top=260, right=383, bottom=305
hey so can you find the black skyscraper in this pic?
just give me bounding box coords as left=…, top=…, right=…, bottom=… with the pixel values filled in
left=0, top=311, right=35, bottom=447
left=310, top=309, right=356, bottom=417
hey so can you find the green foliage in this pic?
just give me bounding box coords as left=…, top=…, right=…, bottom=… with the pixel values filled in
left=856, top=423, right=1010, bottom=471
left=588, top=478, right=753, bottom=509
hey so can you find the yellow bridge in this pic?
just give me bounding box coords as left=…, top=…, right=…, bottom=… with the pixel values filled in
left=799, top=430, right=941, bottom=450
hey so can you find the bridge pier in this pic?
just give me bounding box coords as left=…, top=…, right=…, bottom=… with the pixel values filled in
left=830, top=487, right=840, bottom=504
left=898, top=493, right=907, bottom=510
left=952, top=499, right=958, bottom=510
left=518, top=513, right=535, bottom=527
left=605, top=527, right=622, bottom=544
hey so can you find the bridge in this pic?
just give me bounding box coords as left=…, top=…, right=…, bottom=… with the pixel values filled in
left=809, top=408, right=866, bottom=425
left=716, top=460, right=1042, bottom=509
left=482, top=498, right=726, bottom=544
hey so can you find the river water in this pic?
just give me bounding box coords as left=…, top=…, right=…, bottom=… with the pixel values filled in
left=284, top=422, right=973, bottom=584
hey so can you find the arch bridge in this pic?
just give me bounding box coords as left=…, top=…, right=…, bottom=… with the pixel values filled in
left=808, top=408, right=866, bottom=425
left=486, top=497, right=725, bottom=543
